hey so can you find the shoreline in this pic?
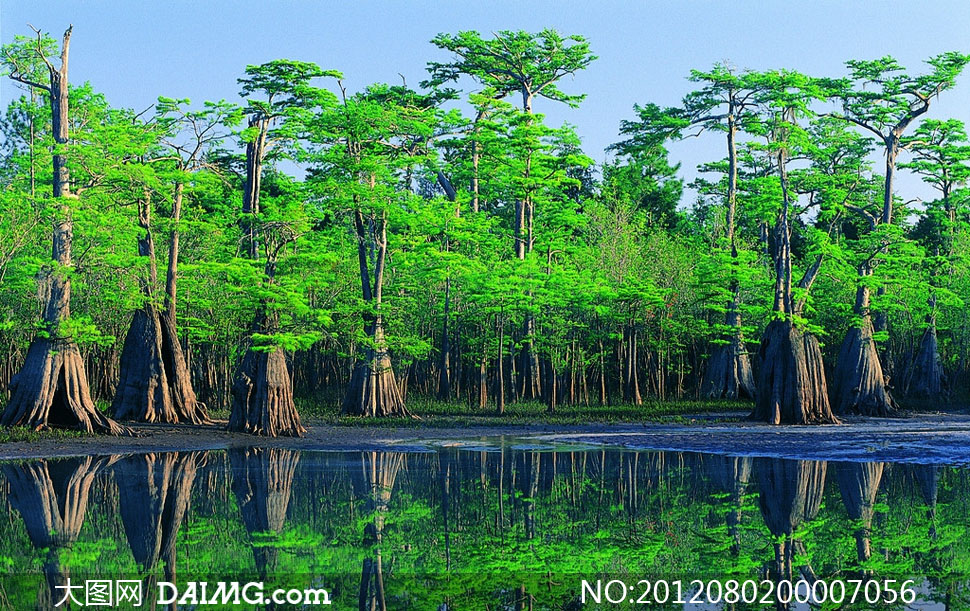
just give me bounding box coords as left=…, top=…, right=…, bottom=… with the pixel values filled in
left=2, top=411, right=969, bottom=464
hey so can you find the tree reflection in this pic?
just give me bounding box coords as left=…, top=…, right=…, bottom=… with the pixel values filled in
left=116, top=451, right=205, bottom=610
left=230, top=447, right=301, bottom=580
left=756, top=458, right=827, bottom=586
left=3, top=456, right=115, bottom=609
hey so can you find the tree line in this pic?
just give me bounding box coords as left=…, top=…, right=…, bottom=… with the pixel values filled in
left=1, top=26, right=970, bottom=435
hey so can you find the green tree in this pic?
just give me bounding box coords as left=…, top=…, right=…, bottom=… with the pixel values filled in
left=310, top=82, right=443, bottom=417
left=747, top=70, right=839, bottom=424
left=901, top=119, right=970, bottom=397
left=0, top=26, right=125, bottom=433
left=426, top=29, right=596, bottom=402
left=112, top=98, right=239, bottom=424
left=829, top=52, right=970, bottom=415
left=229, top=61, right=337, bottom=436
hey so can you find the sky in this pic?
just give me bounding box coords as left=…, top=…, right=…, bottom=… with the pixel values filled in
left=3, top=1, right=970, bottom=203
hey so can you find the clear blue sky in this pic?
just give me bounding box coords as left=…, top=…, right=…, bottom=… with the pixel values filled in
left=3, top=1, right=970, bottom=202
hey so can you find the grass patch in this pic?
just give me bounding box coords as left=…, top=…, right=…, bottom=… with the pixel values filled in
left=292, top=395, right=748, bottom=427
left=0, top=426, right=88, bottom=444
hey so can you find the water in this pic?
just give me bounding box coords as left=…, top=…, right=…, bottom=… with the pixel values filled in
left=0, top=441, right=966, bottom=609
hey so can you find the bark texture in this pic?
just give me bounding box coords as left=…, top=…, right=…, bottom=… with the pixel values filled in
left=3, top=338, right=126, bottom=433
left=229, top=337, right=305, bottom=437
left=833, top=314, right=896, bottom=416
left=114, top=307, right=209, bottom=424
left=753, top=320, right=839, bottom=424
left=342, top=321, right=411, bottom=418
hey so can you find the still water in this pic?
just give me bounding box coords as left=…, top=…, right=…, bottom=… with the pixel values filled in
left=0, top=442, right=966, bottom=609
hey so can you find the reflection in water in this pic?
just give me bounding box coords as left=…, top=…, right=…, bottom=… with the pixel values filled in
left=230, top=448, right=300, bottom=580
left=117, top=452, right=203, bottom=610
left=756, top=458, right=826, bottom=584
left=0, top=447, right=967, bottom=609
left=358, top=451, right=404, bottom=611
left=707, top=455, right=751, bottom=555
left=837, top=461, right=885, bottom=570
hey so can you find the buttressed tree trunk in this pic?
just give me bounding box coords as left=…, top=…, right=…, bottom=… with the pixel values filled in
left=2, top=455, right=115, bottom=607
left=230, top=448, right=301, bottom=578
left=833, top=279, right=896, bottom=416
left=1, top=26, right=125, bottom=434
left=229, top=246, right=305, bottom=436
left=232, top=102, right=303, bottom=437
left=910, top=295, right=945, bottom=398
left=343, top=208, right=411, bottom=417
left=702, top=290, right=756, bottom=400
left=113, top=193, right=209, bottom=424
left=755, top=320, right=837, bottom=424
left=229, top=310, right=305, bottom=437
left=752, top=145, right=838, bottom=425
left=116, top=452, right=203, bottom=592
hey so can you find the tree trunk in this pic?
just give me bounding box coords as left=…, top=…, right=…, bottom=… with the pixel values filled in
left=343, top=319, right=410, bottom=418
left=838, top=461, right=885, bottom=566
left=478, top=348, right=488, bottom=410
left=434, top=172, right=459, bottom=401
left=703, top=106, right=756, bottom=400
left=756, top=458, right=827, bottom=582
left=752, top=139, right=837, bottom=425
left=116, top=451, right=202, bottom=592
left=437, top=280, right=452, bottom=400
left=702, top=290, right=756, bottom=400
left=909, top=296, right=945, bottom=398
left=0, top=26, right=126, bottom=435
left=496, top=316, right=506, bottom=415
left=358, top=452, right=404, bottom=611
left=2, top=455, right=114, bottom=607
left=230, top=448, right=300, bottom=578
left=113, top=195, right=208, bottom=424
left=3, top=338, right=126, bottom=433
left=242, top=116, right=268, bottom=259
left=229, top=313, right=306, bottom=437
left=833, top=284, right=896, bottom=416
left=343, top=208, right=410, bottom=417
left=753, top=320, right=839, bottom=424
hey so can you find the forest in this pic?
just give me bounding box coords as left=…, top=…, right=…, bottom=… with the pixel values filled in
left=2, top=26, right=970, bottom=436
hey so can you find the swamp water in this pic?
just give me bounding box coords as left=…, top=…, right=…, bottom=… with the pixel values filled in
left=0, top=441, right=967, bottom=609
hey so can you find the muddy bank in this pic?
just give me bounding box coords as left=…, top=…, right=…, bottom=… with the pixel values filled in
left=2, top=412, right=969, bottom=464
